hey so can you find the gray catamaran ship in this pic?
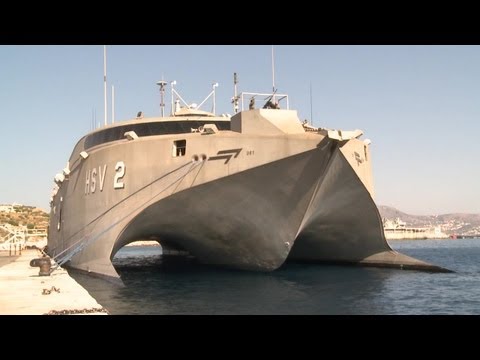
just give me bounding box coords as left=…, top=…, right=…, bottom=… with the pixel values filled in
left=47, top=73, right=448, bottom=279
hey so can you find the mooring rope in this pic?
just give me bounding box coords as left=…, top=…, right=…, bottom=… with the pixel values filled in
left=49, top=159, right=204, bottom=272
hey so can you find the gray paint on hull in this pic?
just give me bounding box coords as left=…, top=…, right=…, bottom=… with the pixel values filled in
left=48, top=118, right=449, bottom=277
left=115, top=146, right=332, bottom=271
left=290, top=149, right=450, bottom=272
left=53, top=144, right=450, bottom=278
left=291, top=149, right=390, bottom=261
left=59, top=161, right=204, bottom=278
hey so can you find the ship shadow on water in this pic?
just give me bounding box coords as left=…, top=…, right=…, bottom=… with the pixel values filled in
left=69, top=245, right=449, bottom=315
left=67, top=242, right=480, bottom=315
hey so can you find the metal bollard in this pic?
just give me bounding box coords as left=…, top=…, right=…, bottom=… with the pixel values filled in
left=38, top=259, right=51, bottom=276
left=30, top=257, right=52, bottom=276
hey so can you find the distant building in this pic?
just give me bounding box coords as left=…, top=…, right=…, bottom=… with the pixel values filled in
left=383, top=217, right=448, bottom=240
left=0, top=203, right=23, bottom=213
left=0, top=204, right=14, bottom=213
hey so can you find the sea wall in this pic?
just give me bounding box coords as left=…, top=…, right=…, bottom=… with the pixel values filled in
left=0, top=249, right=107, bottom=315
left=384, top=231, right=449, bottom=240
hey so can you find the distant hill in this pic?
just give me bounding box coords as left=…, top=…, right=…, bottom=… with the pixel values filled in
left=3, top=203, right=479, bottom=237
left=377, top=206, right=432, bottom=226
left=378, top=205, right=480, bottom=236
left=0, top=205, right=49, bottom=238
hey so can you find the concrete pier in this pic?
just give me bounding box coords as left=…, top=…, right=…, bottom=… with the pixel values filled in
left=0, top=249, right=108, bottom=315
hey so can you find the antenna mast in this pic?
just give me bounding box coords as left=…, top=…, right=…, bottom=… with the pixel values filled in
left=310, top=83, right=313, bottom=126
left=170, top=81, right=177, bottom=115
left=271, top=45, right=276, bottom=104
left=271, top=45, right=276, bottom=93
left=103, top=45, right=108, bottom=127
left=112, top=85, right=115, bottom=124
left=212, top=82, right=218, bottom=114
left=157, top=80, right=168, bottom=117
left=232, top=73, right=239, bottom=113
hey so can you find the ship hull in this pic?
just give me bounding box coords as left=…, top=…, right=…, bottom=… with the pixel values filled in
left=48, top=130, right=332, bottom=277
left=289, top=149, right=448, bottom=271
left=114, top=147, right=331, bottom=271
left=47, top=111, right=450, bottom=278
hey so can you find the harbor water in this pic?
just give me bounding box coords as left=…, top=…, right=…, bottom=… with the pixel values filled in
left=70, top=239, right=480, bottom=314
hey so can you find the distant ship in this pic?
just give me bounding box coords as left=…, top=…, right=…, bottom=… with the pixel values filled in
left=47, top=74, right=450, bottom=279
left=383, top=218, right=448, bottom=240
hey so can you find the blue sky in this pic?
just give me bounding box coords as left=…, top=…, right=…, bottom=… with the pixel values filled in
left=0, top=45, right=479, bottom=215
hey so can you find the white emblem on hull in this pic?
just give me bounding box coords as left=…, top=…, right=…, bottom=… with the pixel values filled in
left=114, top=161, right=126, bottom=189
left=85, top=163, right=123, bottom=195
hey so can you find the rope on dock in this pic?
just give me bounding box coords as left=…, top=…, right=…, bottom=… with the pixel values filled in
left=49, top=160, right=205, bottom=272
left=44, top=307, right=109, bottom=315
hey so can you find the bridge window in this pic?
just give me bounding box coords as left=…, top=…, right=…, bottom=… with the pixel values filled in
left=173, top=140, right=186, bottom=157
left=84, top=120, right=230, bottom=150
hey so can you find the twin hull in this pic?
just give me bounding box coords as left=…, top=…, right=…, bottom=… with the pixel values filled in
left=48, top=112, right=446, bottom=278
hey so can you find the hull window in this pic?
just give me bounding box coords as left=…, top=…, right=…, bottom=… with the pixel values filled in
left=173, top=140, right=186, bottom=157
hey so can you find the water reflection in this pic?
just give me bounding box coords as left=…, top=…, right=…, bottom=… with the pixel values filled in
left=72, top=247, right=402, bottom=314
left=70, top=239, right=480, bottom=314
